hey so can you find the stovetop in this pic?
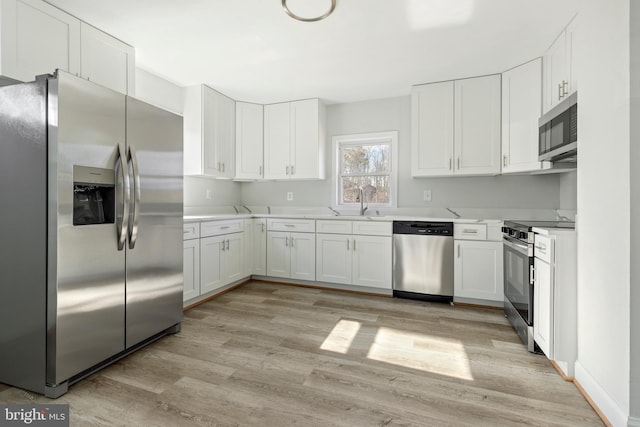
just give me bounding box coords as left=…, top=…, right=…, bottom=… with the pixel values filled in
left=504, top=220, right=575, bottom=231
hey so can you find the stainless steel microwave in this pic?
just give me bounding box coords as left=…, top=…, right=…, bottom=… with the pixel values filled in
left=538, top=92, right=577, bottom=162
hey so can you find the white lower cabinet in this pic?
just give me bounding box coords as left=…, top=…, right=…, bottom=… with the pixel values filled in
left=453, top=223, right=503, bottom=305
left=201, top=232, right=244, bottom=294
left=316, top=220, right=392, bottom=290
left=532, top=230, right=577, bottom=377
left=183, top=236, right=200, bottom=302
left=251, top=218, right=267, bottom=275
left=267, top=231, right=315, bottom=281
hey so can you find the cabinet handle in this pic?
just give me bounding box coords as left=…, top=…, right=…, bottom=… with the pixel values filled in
left=463, top=229, right=478, bottom=234
left=285, top=236, right=289, bottom=247
left=221, top=241, right=225, bottom=251
left=285, top=224, right=295, bottom=228
left=535, top=243, right=547, bottom=253
left=261, top=223, right=265, bottom=233
left=457, top=157, right=460, bottom=170
left=220, top=226, right=230, bottom=230
left=222, top=162, right=225, bottom=173
left=457, top=244, right=461, bottom=258
left=291, top=237, right=294, bottom=248
left=353, top=239, right=356, bottom=251
left=286, top=166, right=290, bottom=175
left=347, top=239, right=350, bottom=250
left=563, top=80, right=569, bottom=96
left=558, top=83, right=563, bottom=101
left=291, top=165, right=295, bottom=175
left=503, top=154, right=507, bottom=167
left=226, top=239, right=230, bottom=250
left=259, top=165, right=263, bottom=176
left=449, top=158, right=452, bottom=171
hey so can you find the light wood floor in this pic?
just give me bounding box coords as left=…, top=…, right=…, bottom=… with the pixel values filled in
left=0, top=281, right=602, bottom=426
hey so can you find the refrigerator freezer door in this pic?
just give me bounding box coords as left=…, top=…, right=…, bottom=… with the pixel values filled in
left=125, top=97, right=183, bottom=348
left=48, top=72, right=127, bottom=385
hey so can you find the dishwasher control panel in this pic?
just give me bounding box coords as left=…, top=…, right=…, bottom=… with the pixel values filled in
left=392, top=221, right=453, bottom=235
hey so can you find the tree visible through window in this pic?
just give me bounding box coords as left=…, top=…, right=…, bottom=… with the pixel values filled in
left=335, top=132, right=397, bottom=207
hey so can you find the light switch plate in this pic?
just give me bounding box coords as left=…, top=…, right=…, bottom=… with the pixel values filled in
left=287, top=192, right=293, bottom=201
left=423, top=189, right=432, bottom=202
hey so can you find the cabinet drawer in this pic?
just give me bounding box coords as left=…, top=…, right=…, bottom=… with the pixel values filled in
left=316, top=220, right=352, bottom=234
left=454, top=223, right=487, bottom=240
left=267, top=218, right=316, bottom=233
left=183, top=223, right=200, bottom=240
left=201, top=219, right=244, bottom=237
left=352, top=221, right=392, bottom=236
left=534, top=234, right=553, bottom=264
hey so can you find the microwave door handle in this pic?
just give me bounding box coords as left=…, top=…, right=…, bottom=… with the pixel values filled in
left=128, top=145, right=141, bottom=250
left=115, top=143, right=130, bottom=251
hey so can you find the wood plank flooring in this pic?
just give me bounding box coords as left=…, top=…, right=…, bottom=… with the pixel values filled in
left=0, top=281, right=603, bottom=426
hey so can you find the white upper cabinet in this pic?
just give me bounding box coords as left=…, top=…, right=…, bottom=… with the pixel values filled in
left=80, top=23, right=135, bottom=95
left=184, top=84, right=236, bottom=178
left=264, top=98, right=326, bottom=180
left=235, top=102, right=264, bottom=180
left=543, top=15, right=577, bottom=112
left=412, top=74, right=501, bottom=177
left=501, top=58, right=551, bottom=174
left=0, top=0, right=80, bottom=82
left=411, top=81, right=454, bottom=176
left=0, top=0, right=135, bottom=94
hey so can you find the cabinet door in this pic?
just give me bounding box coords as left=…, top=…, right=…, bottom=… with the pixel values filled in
left=290, top=99, right=322, bottom=179
left=183, top=239, right=200, bottom=302
left=266, top=231, right=290, bottom=278
left=252, top=219, right=267, bottom=276
left=411, top=81, right=454, bottom=177
left=544, top=31, right=568, bottom=112
left=501, top=59, right=549, bottom=174
left=454, top=240, right=504, bottom=302
left=566, top=17, right=578, bottom=94
left=200, top=235, right=224, bottom=293
left=235, top=102, right=264, bottom=180
left=289, top=232, right=316, bottom=281
left=533, top=257, right=553, bottom=357
left=222, top=233, right=244, bottom=283
left=352, top=236, right=392, bottom=289
left=264, top=102, right=291, bottom=179
left=202, top=87, right=234, bottom=177
left=1, top=0, right=80, bottom=82
left=80, top=22, right=134, bottom=95
left=316, top=233, right=351, bottom=285
left=454, top=75, right=501, bottom=176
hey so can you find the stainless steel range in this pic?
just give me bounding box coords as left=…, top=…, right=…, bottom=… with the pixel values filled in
left=502, top=220, right=574, bottom=352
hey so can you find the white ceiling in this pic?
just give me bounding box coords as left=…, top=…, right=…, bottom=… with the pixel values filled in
left=45, top=0, right=580, bottom=105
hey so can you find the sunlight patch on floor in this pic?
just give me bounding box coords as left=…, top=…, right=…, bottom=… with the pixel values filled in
left=366, top=327, right=474, bottom=381
left=320, top=319, right=362, bottom=354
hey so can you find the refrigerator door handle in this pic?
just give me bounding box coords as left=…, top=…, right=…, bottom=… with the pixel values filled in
left=127, top=145, right=141, bottom=249
left=115, top=143, right=130, bottom=251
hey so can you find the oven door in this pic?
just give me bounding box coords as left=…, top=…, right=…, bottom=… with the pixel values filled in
left=503, top=236, right=534, bottom=325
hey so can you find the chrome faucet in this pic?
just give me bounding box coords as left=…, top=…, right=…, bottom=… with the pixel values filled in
left=242, top=205, right=252, bottom=214
left=358, top=187, right=368, bottom=216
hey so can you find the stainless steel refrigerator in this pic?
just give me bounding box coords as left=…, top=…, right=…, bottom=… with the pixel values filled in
left=0, top=71, right=183, bottom=398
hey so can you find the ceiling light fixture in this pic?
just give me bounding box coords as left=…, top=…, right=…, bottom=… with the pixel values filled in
left=282, top=0, right=336, bottom=22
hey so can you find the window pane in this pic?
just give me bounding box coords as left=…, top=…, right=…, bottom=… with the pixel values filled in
left=341, top=176, right=390, bottom=204
left=341, top=144, right=390, bottom=175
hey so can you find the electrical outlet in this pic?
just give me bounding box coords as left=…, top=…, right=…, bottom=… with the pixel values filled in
left=287, top=192, right=293, bottom=201
left=423, top=189, right=432, bottom=202
left=206, top=189, right=212, bottom=200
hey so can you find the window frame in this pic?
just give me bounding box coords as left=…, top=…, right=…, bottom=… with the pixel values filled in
left=332, top=131, right=398, bottom=209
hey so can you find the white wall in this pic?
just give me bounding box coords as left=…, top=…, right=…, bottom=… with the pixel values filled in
left=184, top=176, right=242, bottom=209
left=559, top=171, right=577, bottom=211
left=574, top=2, right=631, bottom=425
left=134, top=68, right=184, bottom=114
left=241, top=96, right=564, bottom=210
left=630, top=0, right=640, bottom=423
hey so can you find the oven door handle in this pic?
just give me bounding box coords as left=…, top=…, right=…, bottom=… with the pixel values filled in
left=503, top=237, right=530, bottom=256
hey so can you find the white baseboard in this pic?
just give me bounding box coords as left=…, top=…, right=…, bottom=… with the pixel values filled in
left=574, top=361, right=627, bottom=426
left=628, top=415, right=640, bottom=427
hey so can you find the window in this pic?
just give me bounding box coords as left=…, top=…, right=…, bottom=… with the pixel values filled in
left=333, top=131, right=398, bottom=208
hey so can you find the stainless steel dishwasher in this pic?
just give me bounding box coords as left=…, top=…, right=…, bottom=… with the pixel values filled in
left=392, top=221, right=454, bottom=303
